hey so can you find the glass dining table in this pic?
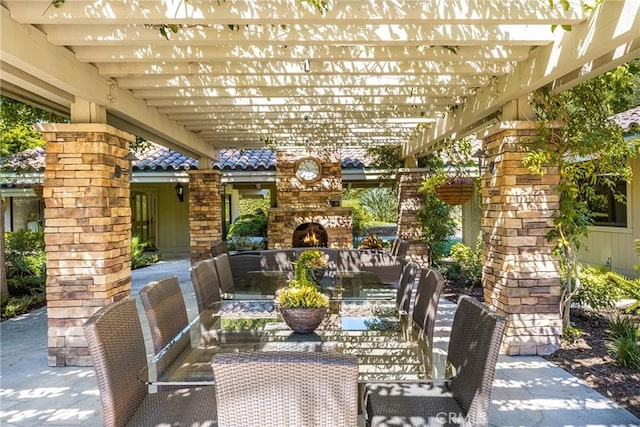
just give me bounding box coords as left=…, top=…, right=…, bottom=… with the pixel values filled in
left=138, top=271, right=450, bottom=388
left=225, top=269, right=400, bottom=301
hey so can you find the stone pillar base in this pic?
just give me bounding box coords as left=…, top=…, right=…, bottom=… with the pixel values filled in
left=38, top=123, right=134, bottom=366
left=481, top=121, right=562, bottom=356
left=404, top=240, right=430, bottom=268
left=395, top=170, right=431, bottom=268
left=189, top=170, right=222, bottom=263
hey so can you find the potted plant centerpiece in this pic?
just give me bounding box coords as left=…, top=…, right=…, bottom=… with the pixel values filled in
left=275, top=249, right=330, bottom=333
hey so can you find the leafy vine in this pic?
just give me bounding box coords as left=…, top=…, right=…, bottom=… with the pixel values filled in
left=524, top=66, right=640, bottom=333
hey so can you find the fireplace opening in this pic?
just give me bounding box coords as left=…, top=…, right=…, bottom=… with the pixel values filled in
left=292, top=222, right=328, bottom=248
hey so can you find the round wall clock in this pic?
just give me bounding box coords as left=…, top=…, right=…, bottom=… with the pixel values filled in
left=295, top=157, right=322, bottom=182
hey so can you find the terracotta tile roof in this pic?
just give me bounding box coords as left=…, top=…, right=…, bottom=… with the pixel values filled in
left=1, top=146, right=45, bottom=171
left=612, top=105, right=640, bottom=132
left=1, top=143, right=370, bottom=172
left=216, top=149, right=275, bottom=170
left=134, top=144, right=198, bottom=171
left=341, top=148, right=370, bottom=168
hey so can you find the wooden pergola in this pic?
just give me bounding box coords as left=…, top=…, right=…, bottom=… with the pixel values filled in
left=1, top=1, right=639, bottom=365
left=1, top=1, right=637, bottom=158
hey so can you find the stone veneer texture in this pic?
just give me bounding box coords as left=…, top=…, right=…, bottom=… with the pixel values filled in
left=38, top=123, right=134, bottom=366
left=395, top=169, right=430, bottom=266
left=269, top=150, right=352, bottom=248
left=189, top=170, right=223, bottom=263
left=481, top=122, right=562, bottom=356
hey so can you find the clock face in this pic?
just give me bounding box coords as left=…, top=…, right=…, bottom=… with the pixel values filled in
left=296, top=158, right=321, bottom=182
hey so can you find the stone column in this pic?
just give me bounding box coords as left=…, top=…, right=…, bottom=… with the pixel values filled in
left=188, top=169, right=222, bottom=263
left=481, top=121, right=562, bottom=355
left=395, top=169, right=430, bottom=267
left=38, top=123, right=134, bottom=366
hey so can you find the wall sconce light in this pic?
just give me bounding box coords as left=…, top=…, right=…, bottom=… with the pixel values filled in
left=175, top=183, right=185, bottom=202
left=114, top=152, right=138, bottom=178
left=473, top=148, right=495, bottom=175
left=303, top=58, right=311, bottom=73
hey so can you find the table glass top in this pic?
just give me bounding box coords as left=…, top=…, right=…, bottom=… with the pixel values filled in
left=225, top=270, right=397, bottom=301
left=139, top=300, right=449, bottom=386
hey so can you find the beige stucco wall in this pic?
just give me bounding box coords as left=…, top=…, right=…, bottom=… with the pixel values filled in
left=578, top=155, right=640, bottom=279
left=462, top=186, right=482, bottom=248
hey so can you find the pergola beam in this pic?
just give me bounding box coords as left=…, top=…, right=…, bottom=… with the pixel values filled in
left=404, top=0, right=640, bottom=156
left=43, top=23, right=555, bottom=46
left=115, top=74, right=491, bottom=90
left=6, top=0, right=584, bottom=25
left=0, top=6, right=216, bottom=160
left=96, top=60, right=515, bottom=77
left=157, top=104, right=450, bottom=115
left=73, top=44, right=532, bottom=63
left=3, top=1, right=630, bottom=154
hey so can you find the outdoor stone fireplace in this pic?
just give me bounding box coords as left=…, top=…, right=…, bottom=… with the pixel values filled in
left=268, top=208, right=352, bottom=248
left=292, top=222, right=328, bottom=247
left=267, top=150, right=353, bottom=249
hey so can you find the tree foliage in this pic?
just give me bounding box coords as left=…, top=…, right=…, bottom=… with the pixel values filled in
left=0, top=96, right=66, bottom=156
left=342, top=199, right=373, bottom=237
left=524, top=62, right=640, bottom=331
left=603, top=58, right=640, bottom=114
left=366, top=145, right=403, bottom=175
left=417, top=188, right=457, bottom=265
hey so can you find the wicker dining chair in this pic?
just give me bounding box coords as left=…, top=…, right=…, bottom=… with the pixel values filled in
left=211, top=351, right=359, bottom=427
left=395, top=261, right=419, bottom=315
left=411, top=268, right=445, bottom=341
left=365, top=296, right=506, bottom=427
left=190, top=258, right=222, bottom=313
left=139, top=276, right=189, bottom=354
left=213, top=253, right=235, bottom=294
left=210, top=239, right=228, bottom=257
left=84, top=297, right=216, bottom=427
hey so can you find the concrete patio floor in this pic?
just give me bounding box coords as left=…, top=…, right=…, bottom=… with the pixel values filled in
left=1, top=258, right=638, bottom=426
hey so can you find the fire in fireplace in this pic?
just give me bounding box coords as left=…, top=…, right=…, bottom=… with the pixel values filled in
left=292, top=222, right=328, bottom=247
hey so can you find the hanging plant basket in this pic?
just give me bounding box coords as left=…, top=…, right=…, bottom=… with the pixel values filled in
left=435, top=181, right=474, bottom=206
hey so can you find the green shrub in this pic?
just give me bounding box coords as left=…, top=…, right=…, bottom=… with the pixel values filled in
left=608, top=335, right=640, bottom=370
left=607, top=313, right=640, bottom=370
left=572, top=266, right=622, bottom=310
left=417, top=190, right=456, bottom=264
left=607, top=272, right=640, bottom=315
left=359, top=187, right=397, bottom=223
left=342, top=199, right=373, bottom=237
left=2, top=292, right=46, bottom=319
left=3, top=230, right=47, bottom=318
left=131, top=234, right=159, bottom=269
left=5, top=229, right=45, bottom=278
left=228, top=209, right=267, bottom=238
left=8, top=276, right=45, bottom=296
left=445, top=239, right=482, bottom=289
left=608, top=313, right=639, bottom=340
left=563, top=323, right=584, bottom=343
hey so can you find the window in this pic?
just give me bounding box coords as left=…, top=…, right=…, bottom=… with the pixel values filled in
left=589, top=179, right=627, bottom=227
left=11, top=197, right=43, bottom=231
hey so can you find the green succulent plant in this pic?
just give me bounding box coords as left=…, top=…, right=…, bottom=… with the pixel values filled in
left=275, top=285, right=329, bottom=309
left=275, top=249, right=330, bottom=309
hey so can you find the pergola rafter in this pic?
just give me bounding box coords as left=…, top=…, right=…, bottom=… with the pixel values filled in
left=6, top=0, right=586, bottom=25
left=1, top=0, right=637, bottom=155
